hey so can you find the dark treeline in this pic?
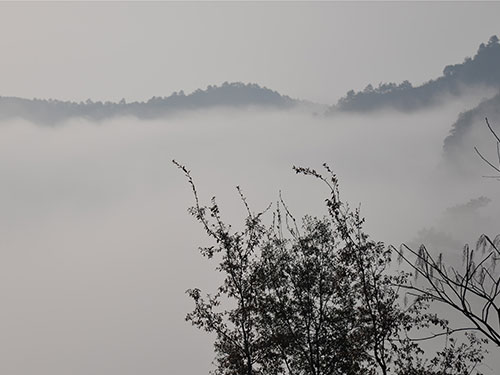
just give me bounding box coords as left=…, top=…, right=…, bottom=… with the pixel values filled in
left=3, top=36, right=500, bottom=125
left=0, top=82, right=300, bottom=125
left=330, top=35, right=500, bottom=113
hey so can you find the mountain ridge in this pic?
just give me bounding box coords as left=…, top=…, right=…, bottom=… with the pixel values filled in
left=2, top=36, right=500, bottom=125
left=0, top=82, right=311, bottom=125
left=329, top=35, right=500, bottom=114
left=442, top=92, right=500, bottom=173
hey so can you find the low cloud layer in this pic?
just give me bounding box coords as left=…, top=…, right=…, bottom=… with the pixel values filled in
left=0, top=93, right=498, bottom=374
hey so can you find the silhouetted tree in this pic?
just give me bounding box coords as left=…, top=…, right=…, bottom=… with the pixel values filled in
left=175, top=161, right=485, bottom=375
left=396, top=238, right=500, bottom=347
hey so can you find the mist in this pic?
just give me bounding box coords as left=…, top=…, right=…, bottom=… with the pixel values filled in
left=0, top=90, right=498, bottom=374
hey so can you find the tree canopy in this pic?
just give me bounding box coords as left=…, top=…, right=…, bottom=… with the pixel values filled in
left=175, top=161, right=486, bottom=375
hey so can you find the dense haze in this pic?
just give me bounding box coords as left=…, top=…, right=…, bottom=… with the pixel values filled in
left=1, top=95, right=500, bottom=375
left=1, top=2, right=500, bottom=375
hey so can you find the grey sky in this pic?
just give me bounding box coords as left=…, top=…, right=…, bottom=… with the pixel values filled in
left=0, top=2, right=499, bottom=104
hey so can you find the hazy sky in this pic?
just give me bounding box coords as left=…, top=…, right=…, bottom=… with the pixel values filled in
left=0, top=2, right=499, bottom=104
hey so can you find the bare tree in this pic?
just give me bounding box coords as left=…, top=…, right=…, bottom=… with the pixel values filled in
left=395, top=117, right=500, bottom=347
left=396, top=239, right=500, bottom=346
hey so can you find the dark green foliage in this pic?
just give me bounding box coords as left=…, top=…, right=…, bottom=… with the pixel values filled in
left=395, top=333, right=485, bottom=375
left=257, top=215, right=372, bottom=375
left=174, top=161, right=485, bottom=375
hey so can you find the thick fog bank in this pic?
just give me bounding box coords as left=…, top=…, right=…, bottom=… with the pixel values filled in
left=0, top=99, right=498, bottom=374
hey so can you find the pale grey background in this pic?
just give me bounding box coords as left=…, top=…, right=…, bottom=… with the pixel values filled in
left=0, top=2, right=498, bottom=104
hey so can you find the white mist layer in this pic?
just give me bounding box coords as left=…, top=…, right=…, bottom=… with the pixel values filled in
left=0, top=98, right=498, bottom=374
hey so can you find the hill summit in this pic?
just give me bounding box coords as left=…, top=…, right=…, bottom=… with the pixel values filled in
left=0, top=82, right=301, bottom=125
left=330, top=35, right=500, bottom=113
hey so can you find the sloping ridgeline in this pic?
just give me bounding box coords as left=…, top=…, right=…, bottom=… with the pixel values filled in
left=0, top=82, right=300, bottom=125
left=442, top=92, right=500, bottom=174
left=329, top=36, right=500, bottom=113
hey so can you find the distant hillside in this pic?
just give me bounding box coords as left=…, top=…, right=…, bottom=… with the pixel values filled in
left=329, top=35, right=500, bottom=114
left=443, top=92, right=500, bottom=173
left=0, top=82, right=304, bottom=125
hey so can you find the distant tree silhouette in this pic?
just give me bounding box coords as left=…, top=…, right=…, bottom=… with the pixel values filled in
left=332, top=35, right=500, bottom=114
left=0, top=82, right=299, bottom=125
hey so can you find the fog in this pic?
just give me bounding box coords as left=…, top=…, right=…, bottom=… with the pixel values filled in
left=0, top=90, right=499, bottom=374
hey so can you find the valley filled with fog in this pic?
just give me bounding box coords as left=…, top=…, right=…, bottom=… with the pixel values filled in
left=1, top=89, right=500, bottom=374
